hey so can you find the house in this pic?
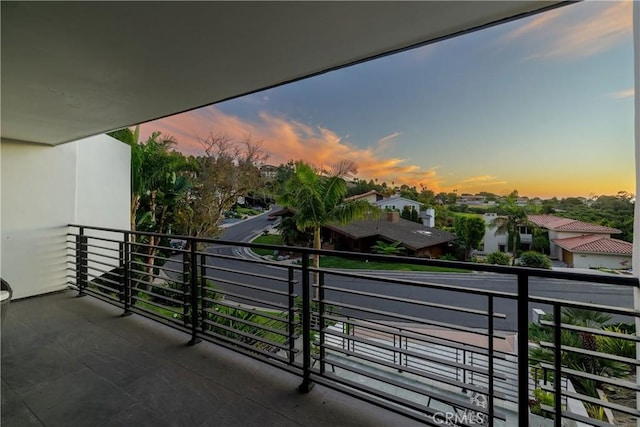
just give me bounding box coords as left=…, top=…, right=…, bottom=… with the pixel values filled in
left=481, top=213, right=633, bottom=269
left=323, top=211, right=455, bottom=258
left=552, top=235, right=633, bottom=269
left=345, top=190, right=385, bottom=203
left=373, top=192, right=421, bottom=213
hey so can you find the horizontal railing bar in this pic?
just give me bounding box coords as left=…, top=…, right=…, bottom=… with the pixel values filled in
left=204, top=300, right=293, bottom=324
left=539, top=363, right=640, bottom=391
left=319, top=268, right=519, bottom=299
left=324, top=315, right=509, bottom=357
left=70, top=224, right=639, bottom=286
left=531, top=299, right=640, bottom=318
left=196, top=331, right=301, bottom=372
left=201, top=313, right=290, bottom=342
left=324, top=300, right=497, bottom=338
left=133, top=289, right=185, bottom=307
left=539, top=320, right=640, bottom=342
left=144, top=263, right=186, bottom=277
left=130, top=295, right=184, bottom=316
left=322, top=342, right=502, bottom=398
left=539, top=341, right=640, bottom=366
left=84, top=288, right=121, bottom=304
left=540, top=384, right=640, bottom=417
left=322, top=285, right=505, bottom=318
left=198, top=250, right=299, bottom=270
left=87, top=274, right=121, bottom=289
left=201, top=275, right=290, bottom=297
left=539, top=407, right=613, bottom=427
left=203, top=289, right=290, bottom=311
left=129, top=277, right=186, bottom=294
left=201, top=264, right=292, bottom=284
left=83, top=242, right=121, bottom=255
left=81, top=259, right=123, bottom=274
left=325, top=329, right=503, bottom=378
left=201, top=319, right=291, bottom=352
left=324, top=357, right=506, bottom=420
left=83, top=235, right=126, bottom=245
left=328, top=317, right=508, bottom=355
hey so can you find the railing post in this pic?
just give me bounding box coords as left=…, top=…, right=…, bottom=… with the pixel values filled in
left=319, top=271, right=326, bottom=375
left=188, top=239, right=201, bottom=346
left=200, top=252, right=207, bottom=333
left=298, top=252, right=314, bottom=392
left=182, top=249, right=189, bottom=327
left=488, top=294, right=495, bottom=426
left=288, top=266, right=296, bottom=365
left=122, top=232, right=132, bottom=316
left=517, top=272, right=530, bottom=427
left=76, top=226, right=87, bottom=297
left=553, top=303, right=562, bottom=427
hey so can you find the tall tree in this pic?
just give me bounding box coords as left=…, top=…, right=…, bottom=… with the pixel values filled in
left=453, top=215, right=486, bottom=260
left=279, top=160, right=377, bottom=291
left=488, top=193, right=530, bottom=265
left=174, top=133, right=268, bottom=244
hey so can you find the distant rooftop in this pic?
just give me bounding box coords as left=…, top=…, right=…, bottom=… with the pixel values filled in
left=552, top=235, right=633, bottom=255
left=325, top=218, right=455, bottom=251
left=527, top=214, right=621, bottom=234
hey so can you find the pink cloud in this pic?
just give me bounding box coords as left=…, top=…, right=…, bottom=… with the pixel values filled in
left=139, top=107, right=446, bottom=191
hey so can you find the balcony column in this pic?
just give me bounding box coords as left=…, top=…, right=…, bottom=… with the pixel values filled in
left=633, top=1, right=639, bottom=425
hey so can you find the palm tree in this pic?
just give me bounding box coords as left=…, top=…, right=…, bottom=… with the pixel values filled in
left=279, top=160, right=377, bottom=291
left=488, top=194, right=530, bottom=265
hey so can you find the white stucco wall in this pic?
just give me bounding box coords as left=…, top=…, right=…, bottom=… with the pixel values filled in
left=481, top=214, right=507, bottom=254
left=571, top=253, right=632, bottom=270
left=1, top=135, right=130, bottom=299
left=376, top=197, right=421, bottom=212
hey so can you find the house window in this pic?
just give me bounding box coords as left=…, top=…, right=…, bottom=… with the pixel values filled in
left=498, top=245, right=506, bottom=253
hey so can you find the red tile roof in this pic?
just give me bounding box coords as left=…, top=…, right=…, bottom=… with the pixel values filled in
left=527, top=214, right=620, bottom=234
left=552, top=235, right=633, bottom=255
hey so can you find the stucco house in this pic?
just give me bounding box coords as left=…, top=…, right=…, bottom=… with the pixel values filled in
left=481, top=213, right=633, bottom=269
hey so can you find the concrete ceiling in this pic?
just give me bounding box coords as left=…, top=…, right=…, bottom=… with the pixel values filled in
left=1, top=1, right=566, bottom=146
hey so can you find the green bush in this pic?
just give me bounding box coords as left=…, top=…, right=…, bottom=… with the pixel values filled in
left=438, top=253, right=457, bottom=261
left=519, top=251, right=552, bottom=269
left=486, top=251, right=510, bottom=265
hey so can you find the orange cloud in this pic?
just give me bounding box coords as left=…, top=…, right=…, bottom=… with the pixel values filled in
left=505, top=1, right=632, bottom=60
left=139, top=107, right=446, bottom=191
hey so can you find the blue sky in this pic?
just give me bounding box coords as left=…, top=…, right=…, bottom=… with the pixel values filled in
left=140, top=0, right=635, bottom=198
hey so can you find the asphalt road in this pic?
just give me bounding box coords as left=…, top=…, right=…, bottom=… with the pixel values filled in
left=167, top=210, right=636, bottom=332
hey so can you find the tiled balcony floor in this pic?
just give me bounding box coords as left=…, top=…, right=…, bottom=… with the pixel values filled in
left=1, top=291, right=424, bottom=427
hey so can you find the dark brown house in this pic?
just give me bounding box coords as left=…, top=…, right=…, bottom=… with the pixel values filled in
left=323, top=212, right=456, bottom=258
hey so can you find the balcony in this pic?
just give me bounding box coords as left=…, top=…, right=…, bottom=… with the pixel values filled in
left=2, top=224, right=638, bottom=426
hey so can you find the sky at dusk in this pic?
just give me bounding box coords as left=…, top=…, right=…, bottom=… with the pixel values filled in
left=139, top=0, right=635, bottom=199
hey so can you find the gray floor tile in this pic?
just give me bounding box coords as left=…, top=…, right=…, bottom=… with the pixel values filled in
left=100, top=403, right=171, bottom=427
left=1, top=343, right=82, bottom=394
left=20, top=368, right=138, bottom=427
left=1, top=379, right=43, bottom=427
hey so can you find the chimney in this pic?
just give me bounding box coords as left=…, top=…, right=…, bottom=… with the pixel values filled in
left=387, top=211, right=400, bottom=223
left=421, top=208, right=435, bottom=227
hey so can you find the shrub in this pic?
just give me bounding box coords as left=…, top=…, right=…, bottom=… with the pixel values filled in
left=439, top=253, right=457, bottom=261
left=519, top=251, right=552, bottom=269
left=486, top=251, right=510, bottom=265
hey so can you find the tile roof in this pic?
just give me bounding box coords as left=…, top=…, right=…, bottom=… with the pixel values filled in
left=552, top=235, right=633, bottom=255
left=527, top=214, right=620, bottom=234
left=344, top=190, right=385, bottom=201
left=325, top=218, right=456, bottom=250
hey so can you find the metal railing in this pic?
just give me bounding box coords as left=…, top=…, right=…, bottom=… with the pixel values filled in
left=67, top=224, right=640, bottom=426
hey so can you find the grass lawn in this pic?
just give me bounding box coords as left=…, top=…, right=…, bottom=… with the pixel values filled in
left=319, top=256, right=470, bottom=272
left=251, top=234, right=283, bottom=256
